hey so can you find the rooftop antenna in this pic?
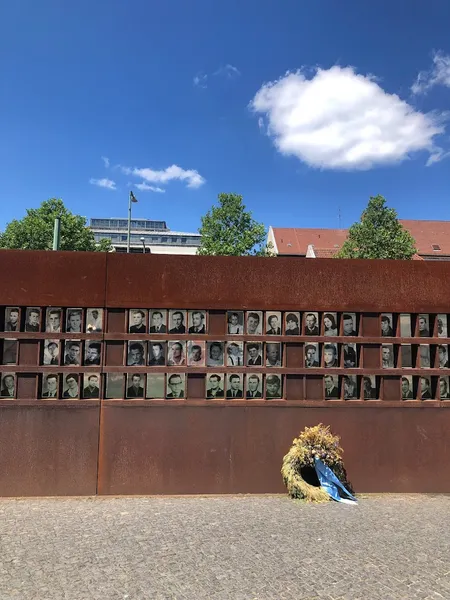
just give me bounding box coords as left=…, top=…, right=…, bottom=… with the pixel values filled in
left=338, top=207, right=342, bottom=229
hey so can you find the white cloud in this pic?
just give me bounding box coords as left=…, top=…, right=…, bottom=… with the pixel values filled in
left=214, top=64, right=241, bottom=78
left=123, top=164, right=205, bottom=189
left=412, top=51, right=450, bottom=95
left=193, top=73, right=208, bottom=88
left=250, top=66, right=446, bottom=170
left=101, top=156, right=110, bottom=168
left=89, top=177, right=116, bottom=190
left=135, top=182, right=166, bottom=193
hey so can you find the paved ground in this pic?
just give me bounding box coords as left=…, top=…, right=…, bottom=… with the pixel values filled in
left=0, top=495, right=449, bottom=600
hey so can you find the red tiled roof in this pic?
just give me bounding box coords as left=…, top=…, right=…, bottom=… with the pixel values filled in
left=400, top=220, right=450, bottom=255
left=311, top=247, right=340, bottom=258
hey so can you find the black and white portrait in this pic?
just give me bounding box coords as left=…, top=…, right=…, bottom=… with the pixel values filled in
left=166, top=373, right=185, bottom=399
left=167, top=341, right=186, bottom=366
left=86, top=308, right=103, bottom=333
left=106, top=373, right=124, bottom=399
left=4, top=307, right=20, bottom=332
left=418, top=314, right=430, bottom=337
left=246, top=311, right=263, bottom=335
left=381, top=313, right=394, bottom=337
left=323, top=313, right=338, bottom=336
left=285, top=312, right=300, bottom=336
left=43, top=339, right=60, bottom=366
left=206, top=373, right=225, bottom=399
left=419, top=344, right=430, bottom=368
left=83, top=373, right=100, bottom=399
left=266, top=342, right=282, bottom=367
left=342, top=313, right=357, bottom=336
left=226, top=373, right=243, bottom=398
left=246, top=373, right=263, bottom=399
left=64, top=340, right=81, bottom=366
left=2, top=339, right=18, bottom=365
left=46, top=308, right=62, bottom=333
left=266, top=374, right=282, bottom=399
left=343, top=343, right=357, bottom=368
left=41, top=373, right=58, bottom=399
left=437, top=314, right=448, bottom=338
left=440, top=376, right=450, bottom=400
left=187, top=340, right=206, bottom=366
left=324, top=375, right=339, bottom=399
left=63, top=373, right=80, bottom=399
left=226, top=341, right=244, bottom=367
left=246, top=342, right=263, bottom=366
left=84, top=341, right=102, bottom=366
left=266, top=312, right=282, bottom=335
left=146, top=373, right=165, bottom=399
left=66, top=309, right=82, bottom=333
left=148, top=341, right=166, bottom=366
left=206, top=341, right=224, bottom=367
left=0, top=373, right=16, bottom=398
left=439, top=344, right=449, bottom=368
left=188, top=310, right=207, bottom=334
left=227, top=311, right=244, bottom=334
left=401, top=344, right=412, bottom=368
left=25, top=307, right=41, bottom=332
left=420, top=376, right=432, bottom=400
left=127, top=373, right=144, bottom=398
left=381, top=344, right=394, bottom=368
left=323, top=343, right=338, bottom=368
left=127, top=341, right=146, bottom=366
left=343, top=375, right=357, bottom=399
left=363, top=376, right=377, bottom=400
left=399, top=314, right=412, bottom=337
left=305, top=343, right=319, bottom=368
left=401, top=376, right=413, bottom=400
left=129, top=309, right=147, bottom=334
left=169, top=310, right=186, bottom=334
left=149, top=309, right=167, bottom=334
left=304, top=312, right=319, bottom=336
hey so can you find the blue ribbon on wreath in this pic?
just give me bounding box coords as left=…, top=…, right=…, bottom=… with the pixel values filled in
left=314, top=457, right=357, bottom=504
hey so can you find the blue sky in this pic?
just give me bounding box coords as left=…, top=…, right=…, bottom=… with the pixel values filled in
left=2, top=0, right=450, bottom=234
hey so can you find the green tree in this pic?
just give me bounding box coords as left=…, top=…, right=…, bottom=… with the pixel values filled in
left=198, top=193, right=271, bottom=256
left=335, top=195, right=416, bottom=260
left=0, top=198, right=112, bottom=252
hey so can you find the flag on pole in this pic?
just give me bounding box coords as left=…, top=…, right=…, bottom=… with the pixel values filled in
left=130, top=191, right=138, bottom=203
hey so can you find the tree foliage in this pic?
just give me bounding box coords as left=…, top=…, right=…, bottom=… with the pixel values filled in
left=335, top=195, right=416, bottom=260
left=198, top=193, right=271, bottom=256
left=0, top=199, right=112, bottom=252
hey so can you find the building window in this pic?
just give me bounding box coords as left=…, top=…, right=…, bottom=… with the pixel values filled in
left=181, top=237, right=187, bottom=244
left=432, top=244, right=441, bottom=251
left=121, top=235, right=127, bottom=241
left=171, top=237, right=178, bottom=243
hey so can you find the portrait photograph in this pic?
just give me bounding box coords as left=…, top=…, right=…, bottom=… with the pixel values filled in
left=0, top=373, right=16, bottom=398
left=41, top=374, right=58, bottom=399
left=246, top=373, right=263, bottom=399
left=324, top=374, right=339, bottom=399
left=66, top=308, right=82, bottom=333
left=187, top=340, right=206, bottom=367
left=127, top=341, right=146, bottom=366
left=2, top=339, right=18, bottom=365
left=63, top=373, right=80, bottom=399
left=399, top=314, right=412, bottom=337
left=84, top=341, right=102, bottom=366
left=419, top=344, right=431, bottom=368
left=304, top=312, right=319, bottom=336
left=167, top=341, right=186, bottom=366
left=206, top=341, right=224, bottom=367
left=401, top=344, right=413, bottom=368
left=168, top=310, right=187, bottom=334
left=166, top=373, right=186, bottom=399
left=323, top=312, right=338, bottom=336
left=439, top=344, right=449, bottom=368
left=226, top=311, right=244, bottom=335
left=126, top=373, right=145, bottom=398
left=83, top=373, right=101, bottom=399
left=343, top=375, right=357, bottom=399
left=284, top=312, right=300, bottom=336
left=4, top=307, right=20, bottom=333
left=266, top=342, right=282, bottom=367
left=226, top=373, right=243, bottom=399
left=418, top=314, right=430, bottom=337
left=25, top=307, right=41, bottom=332
left=265, top=374, right=283, bottom=399
left=148, top=341, right=166, bottom=366
left=381, top=344, right=395, bottom=368
left=146, top=373, right=165, bottom=399
left=363, top=375, right=377, bottom=400
left=128, top=309, right=147, bottom=334
left=381, top=313, right=394, bottom=337
left=86, top=308, right=103, bottom=333
left=343, top=343, right=357, bottom=368
left=188, top=310, right=207, bottom=334
left=401, top=375, right=414, bottom=400
left=323, top=343, right=339, bottom=368
left=149, top=309, right=168, bottom=334
left=245, top=311, right=263, bottom=336
left=265, top=311, right=282, bottom=335
left=46, top=307, right=62, bottom=333
left=246, top=342, right=263, bottom=367
left=437, top=314, right=448, bottom=338
left=43, top=339, right=60, bottom=366
left=440, top=376, right=450, bottom=400
left=304, top=343, right=319, bottom=368
left=419, top=375, right=433, bottom=400
left=342, top=313, right=357, bottom=336
left=226, top=341, right=244, bottom=367
left=206, top=373, right=225, bottom=399
left=106, top=373, right=125, bottom=399
left=64, top=340, right=81, bottom=366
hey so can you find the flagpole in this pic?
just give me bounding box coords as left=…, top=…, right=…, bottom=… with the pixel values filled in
left=127, top=192, right=132, bottom=253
